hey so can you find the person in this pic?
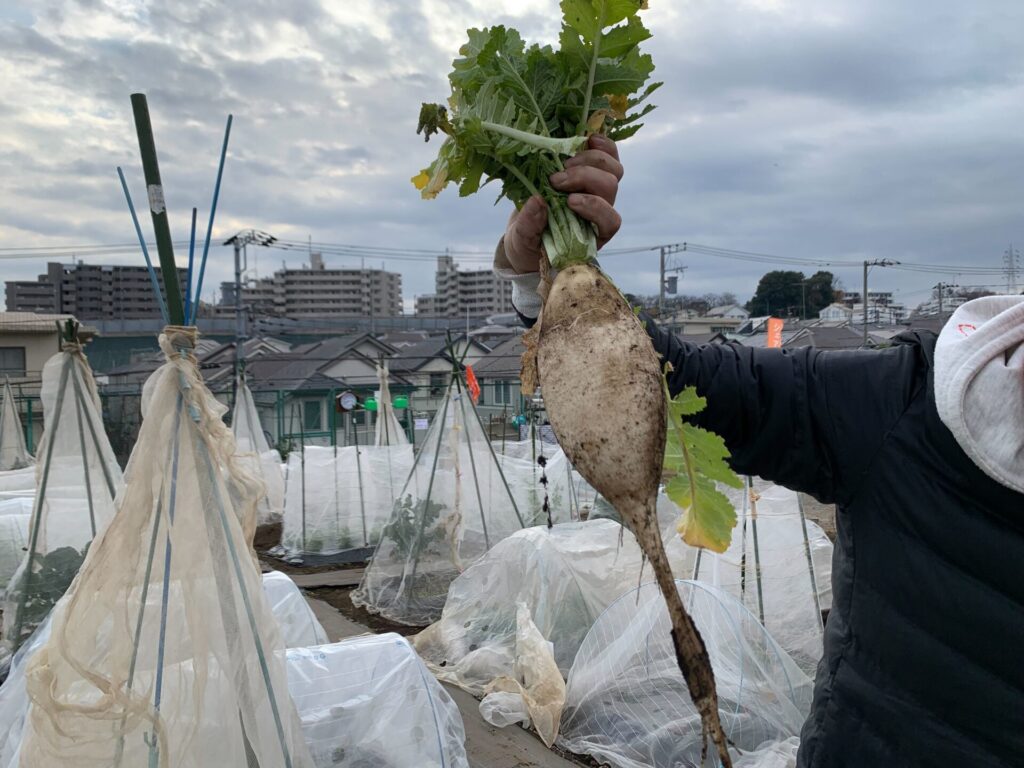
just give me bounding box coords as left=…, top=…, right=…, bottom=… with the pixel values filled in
left=493, top=135, right=1024, bottom=768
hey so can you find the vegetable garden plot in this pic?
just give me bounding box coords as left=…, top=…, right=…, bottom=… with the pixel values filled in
left=280, top=444, right=415, bottom=557
left=352, top=374, right=536, bottom=626
left=0, top=570, right=329, bottom=768
left=232, top=375, right=285, bottom=528
left=286, top=633, right=469, bottom=768
left=16, top=329, right=312, bottom=768
left=0, top=380, right=31, bottom=473
left=558, top=580, right=813, bottom=768
left=2, top=341, right=123, bottom=654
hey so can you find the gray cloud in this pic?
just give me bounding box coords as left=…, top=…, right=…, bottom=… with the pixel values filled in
left=1, top=0, right=1022, bottom=313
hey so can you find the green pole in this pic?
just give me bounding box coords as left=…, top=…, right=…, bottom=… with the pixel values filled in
left=130, top=93, right=184, bottom=325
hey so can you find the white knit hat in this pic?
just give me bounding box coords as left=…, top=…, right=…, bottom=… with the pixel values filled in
left=934, top=295, right=1024, bottom=493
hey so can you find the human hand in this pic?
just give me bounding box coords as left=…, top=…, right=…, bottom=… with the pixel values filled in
left=502, top=134, right=624, bottom=274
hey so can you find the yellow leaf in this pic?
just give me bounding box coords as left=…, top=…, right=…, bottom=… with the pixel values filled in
left=586, top=109, right=612, bottom=135
left=411, top=170, right=430, bottom=190
left=606, top=93, right=628, bottom=119
left=677, top=510, right=731, bottom=553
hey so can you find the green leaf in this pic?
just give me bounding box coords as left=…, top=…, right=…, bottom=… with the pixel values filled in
left=663, top=385, right=742, bottom=553
left=561, top=0, right=599, bottom=42
left=600, top=14, right=651, bottom=58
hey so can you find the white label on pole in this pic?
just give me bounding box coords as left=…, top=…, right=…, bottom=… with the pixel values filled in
left=414, top=418, right=428, bottom=430
left=147, top=184, right=166, bottom=214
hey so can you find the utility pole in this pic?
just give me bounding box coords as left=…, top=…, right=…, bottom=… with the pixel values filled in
left=1005, top=244, right=1021, bottom=294
left=224, top=229, right=276, bottom=406
left=658, top=244, right=685, bottom=316
left=934, top=282, right=959, bottom=315
left=862, top=259, right=899, bottom=347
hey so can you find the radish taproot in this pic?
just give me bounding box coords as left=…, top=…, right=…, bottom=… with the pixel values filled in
left=413, top=2, right=737, bottom=763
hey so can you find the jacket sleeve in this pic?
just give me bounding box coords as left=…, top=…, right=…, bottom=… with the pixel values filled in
left=645, top=314, right=922, bottom=505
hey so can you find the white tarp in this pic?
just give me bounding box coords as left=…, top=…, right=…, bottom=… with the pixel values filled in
left=15, top=328, right=311, bottom=768
left=0, top=381, right=31, bottom=472
left=2, top=347, right=123, bottom=654
left=353, top=378, right=538, bottom=626
left=374, top=361, right=409, bottom=447
left=232, top=377, right=285, bottom=527
left=558, top=580, right=813, bottom=768
left=286, top=633, right=469, bottom=768
left=0, top=570, right=330, bottom=768
left=281, top=444, right=415, bottom=555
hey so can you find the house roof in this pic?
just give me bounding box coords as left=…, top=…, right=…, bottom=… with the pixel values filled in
left=0, top=312, right=97, bottom=337
left=388, top=335, right=490, bottom=374
left=783, top=326, right=872, bottom=350
left=705, top=304, right=748, bottom=317
left=473, top=336, right=525, bottom=380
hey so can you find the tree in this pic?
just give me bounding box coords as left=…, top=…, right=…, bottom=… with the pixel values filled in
left=745, top=271, right=806, bottom=317
left=805, top=271, right=836, bottom=318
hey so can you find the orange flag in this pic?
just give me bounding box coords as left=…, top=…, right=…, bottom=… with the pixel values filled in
left=766, top=317, right=784, bottom=349
left=465, top=365, right=481, bottom=404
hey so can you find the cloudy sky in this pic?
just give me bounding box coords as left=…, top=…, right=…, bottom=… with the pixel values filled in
left=2, top=0, right=1023, bottom=313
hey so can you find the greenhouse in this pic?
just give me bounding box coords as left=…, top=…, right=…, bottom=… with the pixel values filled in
left=231, top=373, right=285, bottom=530
left=558, top=580, right=813, bottom=768
left=0, top=380, right=32, bottom=474
left=0, top=500, right=31, bottom=600
left=352, top=370, right=538, bottom=626
left=2, top=333, right=123, bottom=654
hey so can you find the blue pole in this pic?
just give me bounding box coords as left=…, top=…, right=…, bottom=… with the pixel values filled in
left=190, top=114, right=233, bottom=324
left=184, top=207, right=197, bottom=321
left=117, top=167, right=169, bottom=325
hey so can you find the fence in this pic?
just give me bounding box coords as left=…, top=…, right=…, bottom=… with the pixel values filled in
left=3, top=379, right=528, bottom=467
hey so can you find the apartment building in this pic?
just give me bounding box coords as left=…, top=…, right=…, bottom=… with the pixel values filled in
left=225, top=252, right=403, bottom=318
left=5, top=262, right=188, bottom=320
left=415, top=254, right=512, bottom=317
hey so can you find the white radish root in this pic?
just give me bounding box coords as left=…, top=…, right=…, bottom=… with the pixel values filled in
left=522, top=262, right=733, bottom=767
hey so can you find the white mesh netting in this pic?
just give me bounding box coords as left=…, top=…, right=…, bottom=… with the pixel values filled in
left=689, top=479, right=832, bottom=675
left=2, top=347, right=123, bottom=653
left=15, top=327, right=312, bottom=768
left=281, top=444, right=415, bottom=555
left=286, top=633, right=469, bottom=768
left=374, top=361, right=409, bottom=447
left=0, top=570, right=330, bottom=768
left=0, top=500, right=30, bottom=600
left=232, top=376, right=285, bottom=527
left=0, top=380, right=31, bottom=472
left=558, top=580, right=813, bottom=768
left=351, top=375, right=536, bottom=626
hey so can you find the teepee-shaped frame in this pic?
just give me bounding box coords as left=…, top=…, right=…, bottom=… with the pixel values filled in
left=231, top=370, right=285, bottom=529
left=352, top=339, right=530, bottom=626
left=2, top=321, right=122, bottom=653
left=15, top=95, right=311, bottom=768
left=0, top=378, right=32, bottom=472
left=374, top=360, right=409, bottom=447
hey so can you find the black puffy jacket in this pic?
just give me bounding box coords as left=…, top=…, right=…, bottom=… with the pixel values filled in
left=647, top=323, right=1024, bottom=767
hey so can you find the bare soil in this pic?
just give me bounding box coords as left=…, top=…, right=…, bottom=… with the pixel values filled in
left=306, top=585, right=423, bottom=638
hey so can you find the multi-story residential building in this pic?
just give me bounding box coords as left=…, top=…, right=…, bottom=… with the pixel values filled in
left=6, top=262, right=188, bottom=320
left=223, top=253, right=403, bottom=318
left=415, top=255, right=513, bottom=317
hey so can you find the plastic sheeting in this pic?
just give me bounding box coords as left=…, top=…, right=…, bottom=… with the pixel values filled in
left=0, top=467, right=34, bottom=495
left=286, top=633, right=469, bottom=768
left=0, top=381, right=31, bottom=472
left=374, top=361, right=409, bottom=447
left=0, top=571, right=331, bottom=768
left=352, top=376, right=535, bottom=626
left=281, top=444, right=414, bottom=555
left=263, top=570, right=330, bottom=648
left=15, top=328, right=312, bottom=768
left=232, top=377, right=285, bottom=527
left=558, top=580, right=813, bottom=768
left=0, top=501, right=30, bottom=599
left=689, top=479, right=832, bottom=675
left=2, top=347, right=123, bottom=653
